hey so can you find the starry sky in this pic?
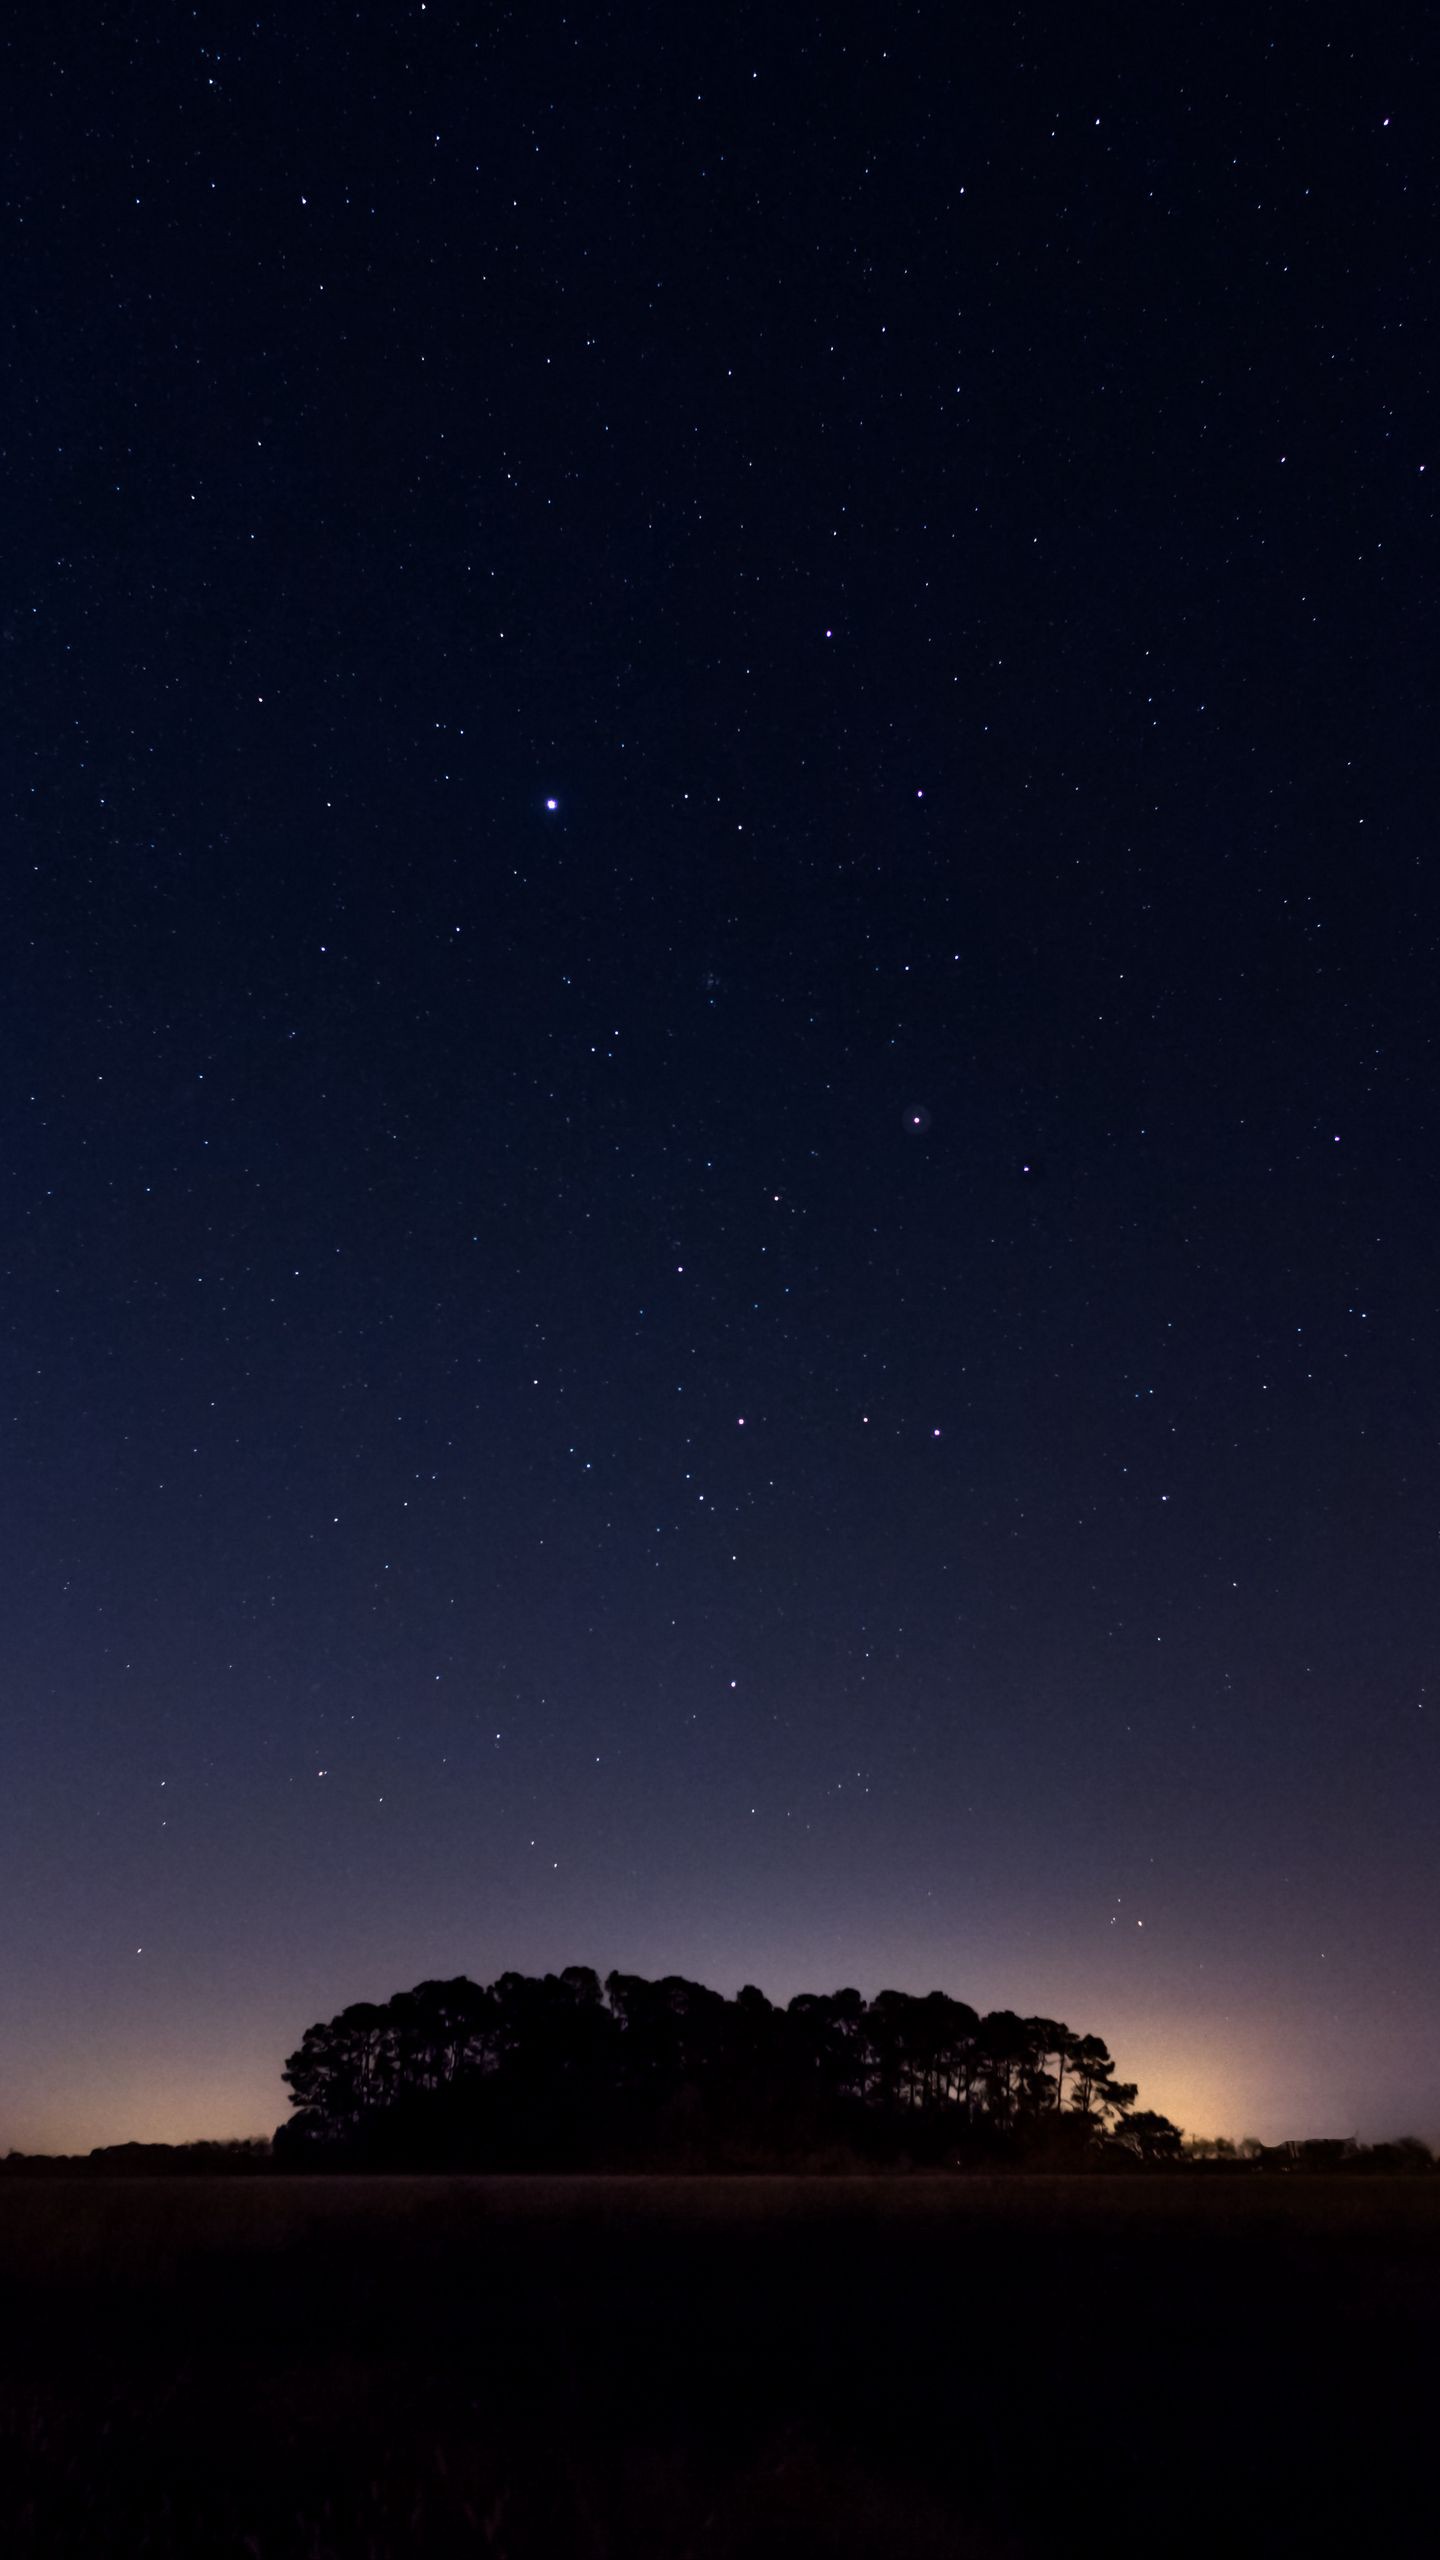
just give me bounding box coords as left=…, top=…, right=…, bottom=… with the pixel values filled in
left=4, top=6, right=1436, bottom=2153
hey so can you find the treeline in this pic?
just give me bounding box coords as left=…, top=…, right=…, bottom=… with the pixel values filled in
left=1184, top=2135, right=1437, bottom=2172
left=275, top=1967, right=1183, bottom=2170
left=0, top=2141, right=273, bottom=2178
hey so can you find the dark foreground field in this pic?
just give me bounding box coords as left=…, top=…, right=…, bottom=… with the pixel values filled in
left=1, top=2172, right=1436, bottom=2556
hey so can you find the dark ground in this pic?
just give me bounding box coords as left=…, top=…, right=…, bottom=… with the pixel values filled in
left=1, top=2173, right=1434, bottom=2555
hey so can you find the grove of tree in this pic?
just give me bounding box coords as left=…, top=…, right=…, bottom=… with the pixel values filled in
left=276, top=1968, right=1183, bottom=2169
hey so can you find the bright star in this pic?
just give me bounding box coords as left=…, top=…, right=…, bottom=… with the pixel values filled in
left=544, top=796, right=559, bottom=812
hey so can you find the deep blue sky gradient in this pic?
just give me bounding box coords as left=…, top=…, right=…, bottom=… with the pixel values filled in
left=2, top=2, right=1436, bottom=2149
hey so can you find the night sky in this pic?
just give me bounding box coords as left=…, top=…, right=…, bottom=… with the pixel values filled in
left=4, top=7, right=1436, bottom=2154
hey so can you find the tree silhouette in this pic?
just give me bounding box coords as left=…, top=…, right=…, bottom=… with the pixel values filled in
left=281, top=2000, right=397, bottom=2134
left=1114, top=2109, right=1184, bottom=2160
left=275, top=1970, right=1178, bottom=2170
